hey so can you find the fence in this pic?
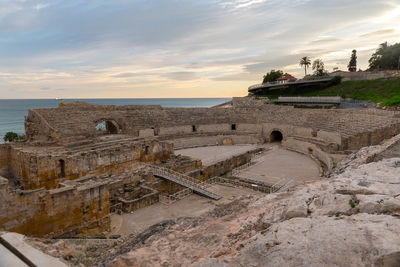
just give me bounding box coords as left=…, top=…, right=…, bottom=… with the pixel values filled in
left=270, top=179, right=294, bottom=193
left=231, top=149, right=268, bottom=176
left=148, top=164, right=209, bottom=190
left=159, top=188, right=193, bottom=205
left=159, top=176, right=220, bottom=204
left=248, top=76, right=333, bottom=91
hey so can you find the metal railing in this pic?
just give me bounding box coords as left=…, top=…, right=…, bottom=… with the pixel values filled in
left=159, top=188, right=193, bottom=205
left=270, top=179, right=294, bottom=193
left=209, top=176, right=272, bottom=193
left=248, top=76, right=333, bottom=91
left=159, top=176, right=220, bottom=205
left=231, top=149, right=267, bottom=176
left=150, top=165, right=208, bottom=190
left=275, top=96, right=341, bottom=104
left=143, top=163, right=221, bottom=200
left=232, top=161, right=253, bottom=176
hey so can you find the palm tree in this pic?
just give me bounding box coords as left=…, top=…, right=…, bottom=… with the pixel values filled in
left=299, top=57, right=311, bottom=76
left=312, top=59, right=326, bottom=76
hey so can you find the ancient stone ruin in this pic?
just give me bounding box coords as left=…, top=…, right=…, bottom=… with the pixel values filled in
left=1, top=97, right=400, bottom=240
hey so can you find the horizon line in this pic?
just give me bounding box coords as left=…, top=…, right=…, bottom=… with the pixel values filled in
left=0, top=97, right=235, bottom=100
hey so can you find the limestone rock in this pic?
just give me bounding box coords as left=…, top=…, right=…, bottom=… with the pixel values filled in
left=107, top=156, right=400, bottom=267
left=237, top=214, right=400, bottom=267
left=46, top=140, right=400, bottom=266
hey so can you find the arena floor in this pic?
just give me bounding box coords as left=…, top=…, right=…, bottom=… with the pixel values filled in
left=236, top=146, right=321, bottom=186
left=175, top=144, right=258, bottom=166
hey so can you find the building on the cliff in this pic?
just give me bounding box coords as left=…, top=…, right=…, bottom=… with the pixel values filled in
left=277, top=73, right=297, bottom=84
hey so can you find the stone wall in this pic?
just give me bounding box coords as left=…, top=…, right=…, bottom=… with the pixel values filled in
left=165, top=123, right=317, bottom=149
left=8, top=140, right=173, bottom=190
left=24, top=99, right=400, bottom=154
left=24, top=109, right=64, bottom=143
left=341, top=124, right=400, bottom=151
left=170, top=134, right=262, bottom=149
left=0, top=144, right=10, bottom=178
left=0, top=178, right=110, bottom=237
left=317, top=130, right=341, bottom=145
left=329, top=70, right=400, bottom=81
left=283, top=137, right=334, bottom=170
left=118, top=186, right=159, bottom=213
left=187, top=147, right=263, bottom=181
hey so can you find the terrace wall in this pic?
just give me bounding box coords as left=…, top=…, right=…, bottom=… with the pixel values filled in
left=8, top=140, right=173, bottom=190
left=0, top=144, right=10, bottom=178
left=329, top=70, right=400, bottom=81
left=0, top=179, right=110, bottom=237
left=282, top=137, right=334, bottom=170
left=23, top=99, right=400, bottom=156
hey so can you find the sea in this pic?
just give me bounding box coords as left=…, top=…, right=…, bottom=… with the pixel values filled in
left=0, top=98, right=231, bottom=142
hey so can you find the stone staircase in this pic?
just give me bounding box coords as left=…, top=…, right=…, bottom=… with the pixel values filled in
left=149, top=165, right=222, bottom=200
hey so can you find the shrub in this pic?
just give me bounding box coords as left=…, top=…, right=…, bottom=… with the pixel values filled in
left=328, top=76, right=342, bottom=86
left=349, top=199, right=355, bottom=208
left=262, top=70, right=283, bottom=83
left=3, top=132, right=25, bottom=142
left=380, top=95, right=400, bottom=107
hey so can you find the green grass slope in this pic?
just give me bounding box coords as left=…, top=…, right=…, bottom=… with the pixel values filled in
left=257, top=77, right=400, bottom=106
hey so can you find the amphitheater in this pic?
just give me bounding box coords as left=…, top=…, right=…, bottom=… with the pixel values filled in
left=1, top=96, right=400, bottom=247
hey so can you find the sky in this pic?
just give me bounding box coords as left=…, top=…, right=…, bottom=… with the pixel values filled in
left=0, top=0, right=399, bottom=99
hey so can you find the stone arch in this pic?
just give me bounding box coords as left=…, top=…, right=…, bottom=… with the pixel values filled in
left=269, top=129, right=283, bottom=143
left=95, top=119, right=120, bottom=134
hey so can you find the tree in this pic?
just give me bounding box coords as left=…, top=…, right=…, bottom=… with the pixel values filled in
left=368, top=42, right=400, bottom=70
left=3, top=132, right=25, bottom=142
left=312, top=59, right=327, bottom=76
left=348, top=50, right=357, bottom=72
left=262, top=69, right=283, bottom=83
left=299, top=56, right=311, bottom=76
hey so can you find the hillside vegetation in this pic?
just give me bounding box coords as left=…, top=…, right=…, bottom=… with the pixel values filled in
left=258, top=77, right=400, bottom=106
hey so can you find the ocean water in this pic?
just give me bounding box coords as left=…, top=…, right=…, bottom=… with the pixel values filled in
left=0, top=98, right=231, bottom=142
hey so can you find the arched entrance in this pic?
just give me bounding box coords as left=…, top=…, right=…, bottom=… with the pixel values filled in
left=96, top=119, right=119, bottom=134
left=269, top=130, right=283, bottom=143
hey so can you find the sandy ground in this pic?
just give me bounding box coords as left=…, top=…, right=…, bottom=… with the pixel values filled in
left=111, top=145, right=321, bottom=237
left=111, top=183, right=262, bottom=237
left=236, top=146, right=321, bottom=185
left=175, top=144, right=258, bottom=166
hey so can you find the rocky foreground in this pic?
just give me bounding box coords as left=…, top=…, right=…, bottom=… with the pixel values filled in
left=98, top=135, right=400, bottom=267
left=32, top=135, right=400, bottom=266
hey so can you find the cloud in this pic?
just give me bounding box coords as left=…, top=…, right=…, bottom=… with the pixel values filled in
left=212, top=72, right=259, bottom=81
left=310, top=38, right=341, bottom=45
left=0, top=0, right=399, bottom=98
left=35, top=3, right=50, bottom=11
left=163, top=72, right=198, bottom=81
left=111, top=73, right=145, bottom=78
left=360, top=29, right=396, bottom=38
left=220, top=0, right=268, bottom=9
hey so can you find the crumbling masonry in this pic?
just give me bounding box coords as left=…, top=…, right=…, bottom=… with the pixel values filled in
left=1, top=97, right=400, bottom=237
